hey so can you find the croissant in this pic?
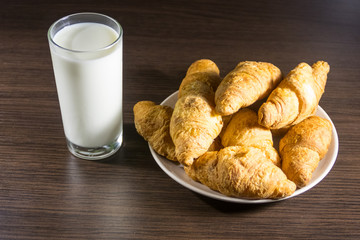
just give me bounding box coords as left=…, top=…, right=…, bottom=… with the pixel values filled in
left=170, top=59, right=223, bottom=166
left=185, top=146, right=296, bottom=199
left=215, top=61, right=282, bottom=116
left=133, top=101, right=177, bottom=161
left=258, top=61, right=329, bottom=129
left=279, top=116, right=332, bottom=188
left=221, top=108, right=281, bottom=167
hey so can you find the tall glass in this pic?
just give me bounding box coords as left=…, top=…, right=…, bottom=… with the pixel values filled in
left=48, top=13, right=123, bottom=160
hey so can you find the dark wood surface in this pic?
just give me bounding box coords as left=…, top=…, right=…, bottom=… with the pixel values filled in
left=1, top=0, right=359, bottom=239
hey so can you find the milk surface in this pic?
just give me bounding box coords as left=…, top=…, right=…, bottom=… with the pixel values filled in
left=50, top=22, right=123, bottom=147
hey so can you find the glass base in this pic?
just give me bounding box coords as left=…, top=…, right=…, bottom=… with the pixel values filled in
left=66, top=134, right=122, bottom=160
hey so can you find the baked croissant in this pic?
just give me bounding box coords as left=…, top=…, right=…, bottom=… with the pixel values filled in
left=221, top=108, right=281, bottom=167
left=185, top=146, right=296, bottom=199
left=134, top=101, right=177, bottom=161
left=215, top=61, right=282, bottom=116
left=170, top=59, right=223, bottom=166
left=279, top=116, right=332, bottom=188
left=258, top=61, right=329, bottom=129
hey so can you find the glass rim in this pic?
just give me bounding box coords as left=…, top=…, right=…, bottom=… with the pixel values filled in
left=47, top=12, right=123, bottom=53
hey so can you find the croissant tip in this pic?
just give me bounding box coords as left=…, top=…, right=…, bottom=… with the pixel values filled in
left=258, top=103, right=275, bottom=128
left=312, top=60, right=330, bottom=73
left=186, top=59, right=220, bottom=76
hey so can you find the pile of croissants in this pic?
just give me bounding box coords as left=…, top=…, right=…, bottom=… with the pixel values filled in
left=134, top=59, right=332, bottom=199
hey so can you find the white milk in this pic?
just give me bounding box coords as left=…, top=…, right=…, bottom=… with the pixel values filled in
left=50, top=23, right=123, bottom=147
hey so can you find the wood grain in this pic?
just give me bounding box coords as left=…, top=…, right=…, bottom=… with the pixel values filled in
left=0, top=0, right=359, bottom=239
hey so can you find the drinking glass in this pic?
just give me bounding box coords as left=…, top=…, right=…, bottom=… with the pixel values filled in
left=48, top=13, right=123, bottom=160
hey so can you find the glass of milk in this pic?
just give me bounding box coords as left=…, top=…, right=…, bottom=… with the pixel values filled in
left=48, top=13, right=123, bottom=160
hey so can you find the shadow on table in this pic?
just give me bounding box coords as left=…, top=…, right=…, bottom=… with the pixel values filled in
left=195, top=193, right=282, bottom=213
left=97, top=123, right=153, bottom=164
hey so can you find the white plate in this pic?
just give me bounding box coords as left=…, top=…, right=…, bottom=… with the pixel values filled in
left=149, top=91, right=339, bottom=204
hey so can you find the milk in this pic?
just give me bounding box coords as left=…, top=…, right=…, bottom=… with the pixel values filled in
left=50, top=22, right=123, bottom=148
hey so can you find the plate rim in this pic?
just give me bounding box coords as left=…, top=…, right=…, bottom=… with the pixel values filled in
left=149, top=91, right=339, bottom=204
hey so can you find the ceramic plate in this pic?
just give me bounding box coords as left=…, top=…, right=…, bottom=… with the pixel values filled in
left=149, top=91, right=339, bottom=203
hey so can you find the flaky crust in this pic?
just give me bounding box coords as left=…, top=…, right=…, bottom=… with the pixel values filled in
left=133, top=101, right=177, bottom=161
left=258, top=61, right=329, bottom=129
left=221, top=108, right=281, bottom=167
left=279, top=116, right=332, bottom=188
left=170, top=59, right=223, bottom=166
left=186, top=146, right=296, bottom=199
left=215, top=61, right=282, bottom=116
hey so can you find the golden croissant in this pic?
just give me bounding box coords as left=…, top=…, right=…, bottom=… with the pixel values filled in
left=215, top=61, right=282, bottom=116
left=186, top=146, right=296, bottom=199
left=258, top=61, right=329, bottom=129
left=170, top=59, right=223, bottom=167
left=279, top=116, right=332, bottom=188
left=133, top=101, right=177, bottom=161
left=221, top=108, right=281, bottom=167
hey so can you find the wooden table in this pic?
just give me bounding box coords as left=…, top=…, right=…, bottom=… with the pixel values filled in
left=1, top=0, right=359, bottom=239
